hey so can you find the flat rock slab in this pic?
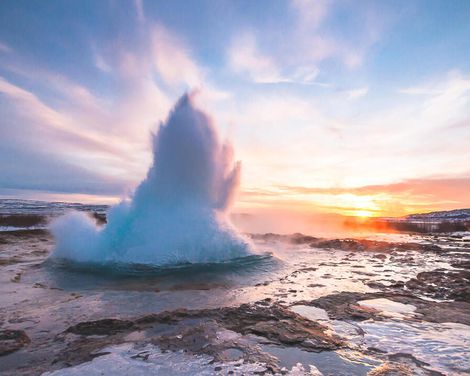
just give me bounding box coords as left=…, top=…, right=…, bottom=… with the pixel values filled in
left=64, top=301, right=344, bottom=352
left=405, top=269, right=470, bottom=302
left=307, top=291, right=470, bottom=325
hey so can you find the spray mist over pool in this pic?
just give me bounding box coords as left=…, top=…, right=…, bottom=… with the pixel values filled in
left=50, top=93, right=253, bottom=266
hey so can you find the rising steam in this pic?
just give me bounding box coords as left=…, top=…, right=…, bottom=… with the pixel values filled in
left=50, top=93, right=252, bottom=265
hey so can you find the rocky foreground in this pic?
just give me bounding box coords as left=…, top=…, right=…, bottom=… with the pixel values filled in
left=0, top=230, right=469, bottom=375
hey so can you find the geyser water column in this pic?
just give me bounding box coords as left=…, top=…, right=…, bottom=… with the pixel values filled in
left=50, top=93, right=252, bottom=266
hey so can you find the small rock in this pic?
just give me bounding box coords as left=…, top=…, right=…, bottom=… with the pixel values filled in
left=0, top=329, right=30, bottom=356
left=66, top=319, right=134, bottom=336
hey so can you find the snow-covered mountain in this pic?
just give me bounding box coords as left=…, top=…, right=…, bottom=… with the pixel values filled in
left=406, top=208, right=470, bottom=221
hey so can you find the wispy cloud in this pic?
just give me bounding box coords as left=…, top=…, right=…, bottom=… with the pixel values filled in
left=398, top=71, right=470, bottom=128
left=134, top=0, right=145, bottom=24
left=93, top=50, right=111, bottom=73
left=228, top=0, right=387, bottom=86
left=151, top=25, right=203, bottom=87
left=0, top=41, right=11, bottom=53
left=228, top=32, right=321, bottom=85
left=398, top=87, right=441, bottom=95
left=0, top=15, right=230, bottom=196
left=228, top=32, right=281, bottom=83
left=0, top=76, right=130, bottom=161
left=345, top=87, right=369, bottom=100
left=291, top=0, right=330, bottom=29
left=290, top=0, right=387, bottom=68
left=277, top=177, right=470, bottom=198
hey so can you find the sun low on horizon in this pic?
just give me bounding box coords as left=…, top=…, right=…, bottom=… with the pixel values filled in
left=1, top=0, right=470, bottom=219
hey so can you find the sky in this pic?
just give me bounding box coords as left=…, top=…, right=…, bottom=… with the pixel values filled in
left=0, top=0, right=469, bottom=217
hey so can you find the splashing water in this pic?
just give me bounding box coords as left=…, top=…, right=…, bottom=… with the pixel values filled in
left=50, top=93, right=252, bottom=266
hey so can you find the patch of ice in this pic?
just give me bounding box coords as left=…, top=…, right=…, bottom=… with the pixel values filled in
left=288, top=363, right=323, bottom=376
left=290, top=305, right=329, bottom=321
left=359, top=321, right=470, bottom=375
left=357, top=298, right=416, bottom=318
left=41, top=343, right=323, bottom=376
left=329, top=321, right=365, bottom=347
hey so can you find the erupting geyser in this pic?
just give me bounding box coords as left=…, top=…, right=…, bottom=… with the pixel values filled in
left=50, top=93, right=252, bottom=265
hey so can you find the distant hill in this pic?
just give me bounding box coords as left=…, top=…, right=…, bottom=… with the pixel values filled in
left=406, top=208, right=470, bottom=222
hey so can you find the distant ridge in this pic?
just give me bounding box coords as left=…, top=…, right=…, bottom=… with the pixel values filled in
left=406, top=208, right=470, bottom=221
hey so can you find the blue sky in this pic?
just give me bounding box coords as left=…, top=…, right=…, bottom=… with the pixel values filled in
left=1, top=0, right=469, bottom=215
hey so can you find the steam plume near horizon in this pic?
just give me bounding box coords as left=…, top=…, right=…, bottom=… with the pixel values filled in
left=50, top=93, right=252, bottom=265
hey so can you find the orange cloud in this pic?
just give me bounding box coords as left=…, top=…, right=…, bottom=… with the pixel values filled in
left=237, top=177, right=470, bottom=217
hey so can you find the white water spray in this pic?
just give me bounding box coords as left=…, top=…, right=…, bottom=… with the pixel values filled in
left=50, top=93, right=252, bottom=265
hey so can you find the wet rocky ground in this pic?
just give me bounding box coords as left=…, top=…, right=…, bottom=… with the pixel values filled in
left=0, top=229, right=469, bottom=375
